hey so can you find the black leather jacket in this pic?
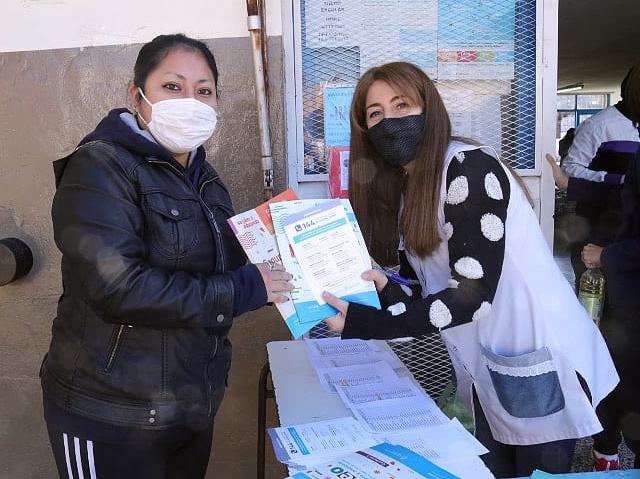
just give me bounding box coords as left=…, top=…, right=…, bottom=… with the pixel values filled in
left=41, top=110, right=265, bottom=429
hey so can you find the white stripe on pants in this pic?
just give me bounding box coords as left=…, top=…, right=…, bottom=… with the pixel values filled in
left=62, top=433, right=97, bottom=479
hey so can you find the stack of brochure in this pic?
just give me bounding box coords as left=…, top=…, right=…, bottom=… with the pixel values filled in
left=268, top=337, right=494, bottom=479
left=268, top=416, right=378, bottom=470
left=285, top=442, right=461, bottom=479
left=227, top=190, right=381, bottom=338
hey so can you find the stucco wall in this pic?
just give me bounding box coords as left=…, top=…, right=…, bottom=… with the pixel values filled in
left=0, top=36, right=291, bottom=478
left=0, top=0, right=282, bottom=52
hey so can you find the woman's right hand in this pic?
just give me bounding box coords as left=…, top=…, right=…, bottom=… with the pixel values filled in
left=582, top=243, right=603, bottom=269
left=322, top=291, right=349, bottom=333
left=256, top=262, right=294, bottom=303
left=545, top=153, right=569, bottom=190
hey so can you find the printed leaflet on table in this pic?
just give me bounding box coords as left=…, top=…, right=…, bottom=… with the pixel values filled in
left=286, top=442, right=461, bottom=479
left=267, top=338, right=492, bottom=478
left=268, top=416, right=379, bottom=470
left=305, top=337, right=404, bottom=369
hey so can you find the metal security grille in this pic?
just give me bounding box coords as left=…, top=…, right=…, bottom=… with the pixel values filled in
left=307, top=305, right=452, bottom=400
left=296, top=0, right=537, bottom=179
left=295, top=0, right=538, bottom=400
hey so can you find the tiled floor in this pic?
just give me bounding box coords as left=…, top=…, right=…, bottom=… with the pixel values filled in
left=573, top=436, right=635, bottom=472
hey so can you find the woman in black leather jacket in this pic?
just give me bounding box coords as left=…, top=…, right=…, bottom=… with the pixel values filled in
left=40, top=33, right=293, bottom=479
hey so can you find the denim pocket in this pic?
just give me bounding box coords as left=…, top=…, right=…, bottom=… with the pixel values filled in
left=481, top=346, right=565, bottom=418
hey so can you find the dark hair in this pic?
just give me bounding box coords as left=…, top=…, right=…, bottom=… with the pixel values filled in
left=621, top=67, right=632, bottom=99
left=349, top=62, right=451, bottom=264
left=621, top=60, right=640, bottom=124
left=133, top=34, right=219, bottom=97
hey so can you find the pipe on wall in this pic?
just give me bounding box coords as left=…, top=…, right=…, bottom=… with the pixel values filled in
left=246, top=0, right=274, bottom=200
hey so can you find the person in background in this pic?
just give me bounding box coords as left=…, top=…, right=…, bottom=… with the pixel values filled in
left=561, top=63, right=640, bottom=292
left=547, top=144, right=640, bottom=471
left=303, top=108, right=325, bottom=174
left=40, top=34, right=293, bottom=479
left=558, top=127, right=575, bottom=165
left=321, top=61, right=618, bottom=478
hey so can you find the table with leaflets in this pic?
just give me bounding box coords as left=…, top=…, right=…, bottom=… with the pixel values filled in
left=266, top=338, right=493, bottom=479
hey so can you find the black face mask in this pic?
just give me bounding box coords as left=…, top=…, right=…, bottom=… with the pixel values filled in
left=365, top=113, right=425, bottom=167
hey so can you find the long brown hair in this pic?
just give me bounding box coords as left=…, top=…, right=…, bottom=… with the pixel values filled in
left=349, top=62, right=451, bottom=265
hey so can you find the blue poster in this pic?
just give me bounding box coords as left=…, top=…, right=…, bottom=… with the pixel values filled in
left=323, top=86, right=355, bottom=147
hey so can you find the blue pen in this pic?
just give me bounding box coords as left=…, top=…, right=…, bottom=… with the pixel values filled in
left=372, top=265, right=420, bottom=286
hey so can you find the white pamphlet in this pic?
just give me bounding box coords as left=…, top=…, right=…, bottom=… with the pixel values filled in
left=268, top=416, right=379, bottom=469
left=280, top=198, right=376, bottom=305
left=335, top=377, right=427, bottom=407
left=350, top=395, right=449, bottom=433
left=315, top=361, right=400, bottom=394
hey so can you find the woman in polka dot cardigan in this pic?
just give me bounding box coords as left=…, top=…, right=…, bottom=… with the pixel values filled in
left=321, top=62, right=618, bottom=478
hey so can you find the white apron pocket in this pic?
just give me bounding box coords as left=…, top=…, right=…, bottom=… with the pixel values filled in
left=481, top=345, right=565, bottom=418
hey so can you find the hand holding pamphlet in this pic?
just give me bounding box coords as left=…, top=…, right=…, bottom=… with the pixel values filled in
left=228, top=192, right=380, bottom=338
left=280, top=199, right=374, bottom=305
left=226, top=189, right=300, bottom=332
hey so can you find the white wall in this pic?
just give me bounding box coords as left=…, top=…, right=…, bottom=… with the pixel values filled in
left=0, top=0, right=282, bottom=52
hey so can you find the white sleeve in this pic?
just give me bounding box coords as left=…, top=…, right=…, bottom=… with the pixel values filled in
left=561, top=119, right=607, bottom=182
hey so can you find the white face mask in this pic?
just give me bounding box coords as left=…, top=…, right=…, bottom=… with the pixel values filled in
left=137, top=87, right=217, bottom=154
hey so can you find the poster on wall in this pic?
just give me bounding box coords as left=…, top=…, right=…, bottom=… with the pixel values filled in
left=328, top=146, right=350, bottom=199
left=323, top=85, right=352, bottom=198
left=437, top=0, right=516, bottom=80
left=359, top=0, right=438, bottom=76
left=304, top=0, right=359, bottom=48
left=298, top=0, right=534, bottom=178
left=437, top=82, right=507, bottom=156
left=302, top=0, right=514, bottom=80
left=323, top=85, right=355, bottom=147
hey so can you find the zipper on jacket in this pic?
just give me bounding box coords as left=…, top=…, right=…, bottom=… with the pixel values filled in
left=205, top=332, right=219, bottom=417
left=147, top=158, right=227, bottom=273
left=104, top=324, right=128, bottom=372
left=199, top=177, right=226, bottom=273
left=147, top=158, right=184, bottom=177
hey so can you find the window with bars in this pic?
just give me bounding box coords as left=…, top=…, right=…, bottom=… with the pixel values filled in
left=555, top=93, right=610, bottom=141
left=286, top=0, right=539, bottom=401
left=294, top=0, right=537, bottom=182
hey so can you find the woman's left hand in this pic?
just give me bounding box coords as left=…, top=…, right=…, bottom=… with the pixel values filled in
left=362, top=266, right=389, bottom=293
left=322, top=291, right=349, bottom=333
